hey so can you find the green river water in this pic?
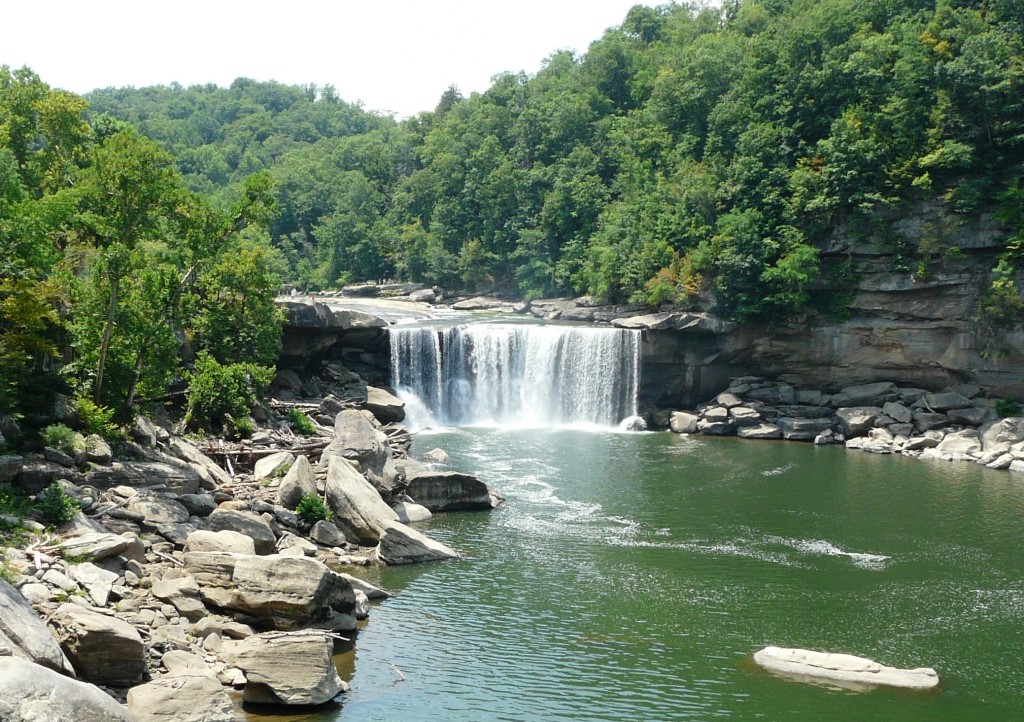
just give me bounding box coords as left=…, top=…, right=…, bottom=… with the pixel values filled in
left=307, top=428, right=1022, bottom=721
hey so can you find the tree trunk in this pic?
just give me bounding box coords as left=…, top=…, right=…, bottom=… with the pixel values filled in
left=93, top=274, right=119, bottom=404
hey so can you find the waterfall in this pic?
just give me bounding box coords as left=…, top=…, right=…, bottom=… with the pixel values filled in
left=390, top=323, right=640, bottom=428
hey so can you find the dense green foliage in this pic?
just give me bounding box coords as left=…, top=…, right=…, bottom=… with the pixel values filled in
left=35, top=482, right=80, bottom=524
left=84, top=0, right=1024, bottom=320
left=183, top=352, right=274, bottom=433
left=296, top=493, right=333, bottom=525
left=288, top=408, right=317, bottom=435
left=0, top=67, right=282, bottom=426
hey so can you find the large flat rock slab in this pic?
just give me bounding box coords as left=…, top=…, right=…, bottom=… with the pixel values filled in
left=753, top=646, right=939, bottom=690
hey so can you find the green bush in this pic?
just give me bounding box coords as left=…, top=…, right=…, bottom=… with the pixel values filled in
left=288, top=409, right=316, bottom=435
left=35, top=483, right=80, bottom=524
left=296, top=494, right=332, bottom=525
left=41, top=424, right=85, bottom=457
left=995, top=399, right=1022, bottom=418
left=73, top=396, right=119, bottom=440
left=184, top=351, right=274, bottom=430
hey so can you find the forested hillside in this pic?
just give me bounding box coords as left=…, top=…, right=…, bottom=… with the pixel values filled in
left=1, top=68, right=281, bottom=427
left=87, top=0, right=1024, bottom=321
left=4, top=0, right=1023, bottom=425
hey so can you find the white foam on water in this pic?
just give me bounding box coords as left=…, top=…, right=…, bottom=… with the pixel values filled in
left=763, top=534, right=891, bottom=570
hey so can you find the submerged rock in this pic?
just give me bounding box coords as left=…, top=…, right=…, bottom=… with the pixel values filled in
left=753, top=646, right=939, bottom=690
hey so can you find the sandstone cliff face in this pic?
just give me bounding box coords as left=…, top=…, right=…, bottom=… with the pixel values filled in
left=641, top=204, right=1024, bottom=408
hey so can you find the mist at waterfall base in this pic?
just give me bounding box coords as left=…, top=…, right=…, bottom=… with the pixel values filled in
left=389, top=323, right=642, bottom=431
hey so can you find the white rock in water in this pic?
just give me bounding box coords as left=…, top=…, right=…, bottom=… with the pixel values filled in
left=753, top=646, right=939, bottom=690
left=619, top=415, right=647, bottom=432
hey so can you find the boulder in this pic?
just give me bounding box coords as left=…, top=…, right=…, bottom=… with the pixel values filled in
left=0, top=657, right=135, bottom=722
left=126, top=494, right=190, bottom=528
left=981, top=417, right=1024, bottom=448
left=669, top=412, right=699, bottom=434
left=703, top=406, right=729, bottom=422
left=696, top=420, right=735, bottom=436
left=44, top=446, right=77, bottom=468
left=309, top=519, right=348, bottom=548
left=150, top=576, right=207, bottom=622
left=920, top=391, right=973, bottom=412
left=716, top=392, right=743, bottom=408
left=276, top=454, right=317, bottom=510
left=947, top=407, right=993, bottom=426
left=729, top=406, right=763, bottom=425
left=737, top=423, right=783, bottom=440
left=183, top=529, right=256, bottom=555
left=0, top=579, right=73, bottom=674
left=321, top=409, right=400, bottom=496
left=836, top=407, right=882, bottom=437
left=753, top=646, right=939, bottom=690
left=913, top=412, right=951, bottom=432
left=377, top=522, right=459, bottom=566
left=183, top=552, right=356, bottom=631
left=67, top=562, right=119, bottom=606
left=166, top=437, right=232, bottom=488
left=421, top=448, right=449, bottom=464
left=936, top=429, right=982, bottom=456
left=276, top=532, right=318, bottom=556
left=881, top=401, right=912, bottom=424
left=405, top=469, right=500, bottom=512
left=84, top=435, right=113, bottom=465
left=127, top=673, right=234, bottom=722
left=253, top=451, right=294, bottom=481
left=829, top=382, right=899, bottom=408
left=392, top=500, right=432, bottom=523
left=49, top=603, right=146, bottom=686
left=776, top=417, right=833, bottom=441
left=87, top=461, right=201, bottom=496
left=323, top=456, right=399, bottom=545
left=14, top=459, right=83, bottom=494
left=337, top=572, right=390, bottom=600
left=178, top=493, right=216, bottom=517
left=57, top=532, right=134, bottom=562
left=207, top=509, right=277, bottom=554
left=364, top=386, right=406, bottom=424
left=0, top=454, right=23, bottom=483
left=231, top=630, right=345, bottom=706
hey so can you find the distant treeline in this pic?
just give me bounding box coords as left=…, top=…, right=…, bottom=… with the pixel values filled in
left=86, top=0, right=1024, bottom=320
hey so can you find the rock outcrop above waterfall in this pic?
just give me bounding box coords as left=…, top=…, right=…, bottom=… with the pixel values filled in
left=753, top=646, right=939, bottom=690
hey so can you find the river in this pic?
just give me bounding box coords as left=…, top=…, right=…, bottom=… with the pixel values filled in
left=323, top=427, right=1023, bottom=721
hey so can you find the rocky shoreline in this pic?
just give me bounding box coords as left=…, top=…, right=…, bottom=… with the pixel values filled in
left=667, top=378, right=1024, bottom=473
left=0, top=367, right=500, bottom=721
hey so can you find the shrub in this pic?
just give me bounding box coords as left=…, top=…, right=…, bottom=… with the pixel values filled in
left=35, top=483, right=80, bottom=524
left=288, top=409, right=316, bottom=435
left=296, top=494, right=332, bottom=525
left=41, top=424, right=84, bottom=456
left=73, top=396, right=119, bottom=440
left=995, top=399, right=1022, bottom=418
left=184, top=351, right=274, bottom=430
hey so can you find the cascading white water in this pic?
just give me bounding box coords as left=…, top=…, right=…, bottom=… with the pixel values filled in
left=390, top=323, right=640, bottom=428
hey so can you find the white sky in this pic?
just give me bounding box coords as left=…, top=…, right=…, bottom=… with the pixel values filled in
left=4, top=0, right=666, bottom=118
